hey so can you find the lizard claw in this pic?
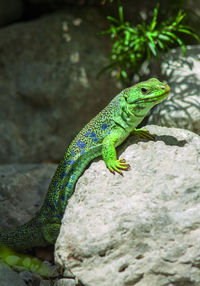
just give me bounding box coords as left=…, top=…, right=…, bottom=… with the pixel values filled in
left=132, top=128, right=155, bottom=141
left=107, top=158, right=131, bottom=175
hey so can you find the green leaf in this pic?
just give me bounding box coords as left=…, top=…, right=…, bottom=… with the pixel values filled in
left=176, top=24, right=195, bottom=30
left=147, top=42, right=157, bottom=56
left=147, top=32, right=158, bottom=54
left=177, top=28, right=200, bottom=42
left=180, top=43, right=186, bottom=55
left=121, top=70, right=128, bottom=79
left=158, top=34, right=173, bottom=42
left=130, top=53, right=135, bottom=60
left=129, top=37, right=141, bottom=48
left=162, top=31, right=177, bottom=40
left=124, top=31, right=131, bottom=45
left=174, top=37, right=186, bottom=54
left=172, top=10, right=185, bottom=26
left=177, top=11, right=186, bottom=22
left=107, top=16, right=120, bottom=24
left=150, top=2, right=159, bottom=31
left=151, top=30, right=159, bottom=37
left=163, top=31, right=186, bottom=54
left=157, top=39, right=165, bottom=50
left=118, top=5, right=124, bottom=23
left=171, top=35, right=186, bottom=54
left=126, top=27, right=137, bottom=34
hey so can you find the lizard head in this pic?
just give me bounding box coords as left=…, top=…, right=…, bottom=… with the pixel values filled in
left=122, top=78, right=170, bottom=119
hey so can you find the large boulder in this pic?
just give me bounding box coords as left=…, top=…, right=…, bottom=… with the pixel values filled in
left=55, top=125, right=200, bottom=286
left=147, top=45, right=200, bottom=135
left=0, top=7, right=119, bottom=164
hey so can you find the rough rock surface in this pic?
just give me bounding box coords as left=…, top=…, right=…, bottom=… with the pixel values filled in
left=0, top=262, right=26, bottom=286
left=0, top=262, right=54, bottom=286
left=0, top=163, right=56, bottom=229
left=0, top=7, right=119, bottom=164
left=54, top=278, right=78, bottom=286
left=55, top=125, right=200, bottom=286
left=148, top=45, right=200, bottom=135
left=0, top=163, right=58, bottom=285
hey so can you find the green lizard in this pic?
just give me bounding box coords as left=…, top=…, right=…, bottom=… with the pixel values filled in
left=0, top=78, right=170, bottom=275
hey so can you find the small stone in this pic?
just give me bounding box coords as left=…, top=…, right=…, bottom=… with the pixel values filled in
left=63, top=33, right=71, bottom=42
left=62, top=21, right=69, bottom=32
left=70, top=52, right=80, bottom=64
left=72, top=18, right=82, bottom=26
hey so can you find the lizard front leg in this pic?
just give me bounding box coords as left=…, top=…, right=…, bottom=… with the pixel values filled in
left=42, top=222, right=61, bottom=245
left=102, top=129, right=130, bottom=175
left=131, top=128, right=155, bottom=140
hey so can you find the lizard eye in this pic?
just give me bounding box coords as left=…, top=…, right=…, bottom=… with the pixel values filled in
left=124, top=95, right=128, bottom=102
left=141, top=88, right=148, bottom=94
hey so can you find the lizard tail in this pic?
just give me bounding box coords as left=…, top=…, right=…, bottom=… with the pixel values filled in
left=0, top=218, right=47, bottom=251
left=0, top=219, right=53, bottom=276
left=0, top=244, right=51, bottom=277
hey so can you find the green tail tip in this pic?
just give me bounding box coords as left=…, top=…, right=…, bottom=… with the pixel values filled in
left=0, top=244, right=52, bottom=277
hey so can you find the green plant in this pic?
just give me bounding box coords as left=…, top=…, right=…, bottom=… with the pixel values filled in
left=100, top=2, right=200, bottom=84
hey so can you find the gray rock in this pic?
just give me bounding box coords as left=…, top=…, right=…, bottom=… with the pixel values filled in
left=147, top=45, right=200, bottom=135
left=0, top=0, right=23, bottom=27
left=0, top=262, right=26, bottom=286
left=39, top=279, right=52, bottom=286
left=0, top=268, right=52, bottom=286
left=18, top=270, right=47, bottom=286
left=55, top=125, right=200, bottom=286
left=0, top=163, right=58, bottom=285
left=54, top=278, right=78, bottom=286
left=0, top=7, right=119, bottom=164
left=0, top=164, right=57, bottom=229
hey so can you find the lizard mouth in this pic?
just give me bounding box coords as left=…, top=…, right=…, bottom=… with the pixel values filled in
left=136, top=85, right=171, bottom=104
left=150, top=86, right=170, bottom=102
